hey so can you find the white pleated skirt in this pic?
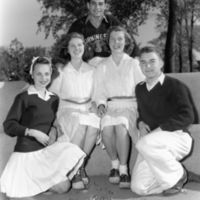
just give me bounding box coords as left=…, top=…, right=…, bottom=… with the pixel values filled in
left=101, top=99, right=139, bottom=143
left=0, top=141, right=85, bottom=198
left=57, top=101, right=100, bottom=142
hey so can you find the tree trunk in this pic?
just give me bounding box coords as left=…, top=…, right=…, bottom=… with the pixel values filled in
left=178, top=26, right=183, bottom=72
left=188, top=10, right=194, bottom=72
left=164, top=0, right=179, bottom=73
left=184, top=0, right=196, bottom=72
left=177, top=4, right=184, bottom=72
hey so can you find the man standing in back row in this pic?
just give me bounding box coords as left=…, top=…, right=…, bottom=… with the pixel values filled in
left=131, top=46, right=194, bottom=196
left=68, top=0, right=120, bottom=62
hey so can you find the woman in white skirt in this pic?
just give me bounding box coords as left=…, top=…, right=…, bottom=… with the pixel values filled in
left=49, top=33, right=100, bottom=189
left=0, top=57, right=85, bottom=198
left=94, top=26, right=145, bottom=189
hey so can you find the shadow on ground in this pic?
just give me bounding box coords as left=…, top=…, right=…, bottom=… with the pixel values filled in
left=1, top=176, right=200, bottom=200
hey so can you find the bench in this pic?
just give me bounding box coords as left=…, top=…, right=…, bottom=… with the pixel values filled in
left=0, top=72, right=200, bottom=177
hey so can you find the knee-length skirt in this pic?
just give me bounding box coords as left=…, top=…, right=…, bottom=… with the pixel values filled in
left=101, top=99, right=139, bottom=144
left=56, top=101, right=100, bottom=142
left=0, top=141, right=85, bottom=198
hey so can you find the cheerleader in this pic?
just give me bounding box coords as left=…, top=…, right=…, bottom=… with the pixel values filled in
left=49, top=32, right=100, bottom=189
left=0, top=57, right=85, bottom=198
left=94, top=26, right=145, bottom=189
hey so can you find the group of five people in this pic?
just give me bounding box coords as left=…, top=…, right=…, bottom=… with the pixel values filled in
left=0, top=0, right=196, bottom=198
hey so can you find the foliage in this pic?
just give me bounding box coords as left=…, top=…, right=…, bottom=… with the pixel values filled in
left=0, top=48, right=13, bottom=81
left=182, top=0, right=200, bottom=72
left=0, top=38, right=47, bottom=81
left=37, top=0, right=88, bottom=39
left=37, top=0, right=159, bottom=61
left=155, top=0, right=168, bottom=33
left=150, top=0, right=200, bottom=72
left=109, top=0, right=158, bottom=34
left=0, top=38, right=25, bottom=80
left=37, top=0, right=158, bottom=38
left=164, top=0, right=180, bottom=72
left=49, top=34, right=68, bottom=62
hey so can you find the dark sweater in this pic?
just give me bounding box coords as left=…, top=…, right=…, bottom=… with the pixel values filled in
left=3, top=91, right=59, bottom=152
left=68, top=14, right=120, bottom=60
left=136, top=76, right=194, bottom=132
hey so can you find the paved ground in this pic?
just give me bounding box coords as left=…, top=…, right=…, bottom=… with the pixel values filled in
left=1, top=176, right=200, bottom=200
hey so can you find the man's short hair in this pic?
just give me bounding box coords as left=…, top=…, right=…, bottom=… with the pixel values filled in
left=86, top=0, right=107, bottom=3
left=139, top=46, right=162, bottom=59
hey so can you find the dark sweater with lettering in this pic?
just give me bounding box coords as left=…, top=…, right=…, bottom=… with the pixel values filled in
left=68, top=14, right=120, bottom=61
left=136, top=76, right=194, bottom=132
left=3, top=91, right=59, bottom=152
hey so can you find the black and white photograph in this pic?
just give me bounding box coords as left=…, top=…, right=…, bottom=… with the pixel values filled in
left=0, top=0, right=200, bottom=200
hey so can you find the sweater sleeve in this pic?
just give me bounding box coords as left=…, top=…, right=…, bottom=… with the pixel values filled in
left=135, top=84, right=144, bottom=128
left=160, top=82, right=194, bottom=131
left=54, top=96, right=59, bottom=114
left=3, top=94, right=27, bottom=137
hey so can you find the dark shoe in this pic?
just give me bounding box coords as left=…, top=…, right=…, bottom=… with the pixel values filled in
left=109, top=168, right=120, bottom=184
left=43, top=190, right=54, bottom=195
left=80, top=167, right=90, bottom=185
left=119, top=174, right=131, bottom=189
left=163, top=169, right=187, bottom=196
left=72, top=172, right=85, bottom=190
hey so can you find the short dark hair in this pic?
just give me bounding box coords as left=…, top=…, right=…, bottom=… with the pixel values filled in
left=139, top=46, right=162, bottom=59
left=86, top=0, right=107, bottom=3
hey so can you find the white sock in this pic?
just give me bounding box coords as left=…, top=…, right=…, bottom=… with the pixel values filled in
left=119, top=164, right=128, bottom=175
left=111, top=159, right=119, bottom=169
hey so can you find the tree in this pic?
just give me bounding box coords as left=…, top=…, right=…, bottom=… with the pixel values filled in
left=109, top=0, right=158, bottom=35
left=149, top=1, right=168, bottom=60
left=37, top=0, right=88, bottom=39
left=176, top=1, right=184, bottom=72
left=164, top=0, right=179, bottom=73
left=37, top=0, right=158, bottom=38
left=183, top=0, right=200, bottom=72
left=37, top=0, right=160, bottom=61
left=3, top=38, right=25, bottom=80
left=149, top=0, right=181, bottom=72
left=0, top=47, right=11, bottom=81
left=37, top=0, right=200, bottom=73
left=0, top=38, right=48, bottom=81
left=151, top=0, right=200, bottom=72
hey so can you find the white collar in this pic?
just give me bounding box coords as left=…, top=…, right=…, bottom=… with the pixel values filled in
left=146, top=73, right=165, bottom=91
left=27, top=85, right=54, bottom=101
left=67, top=62, right=90, bottom=73
left=109, top=53, right=129, bottom=66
